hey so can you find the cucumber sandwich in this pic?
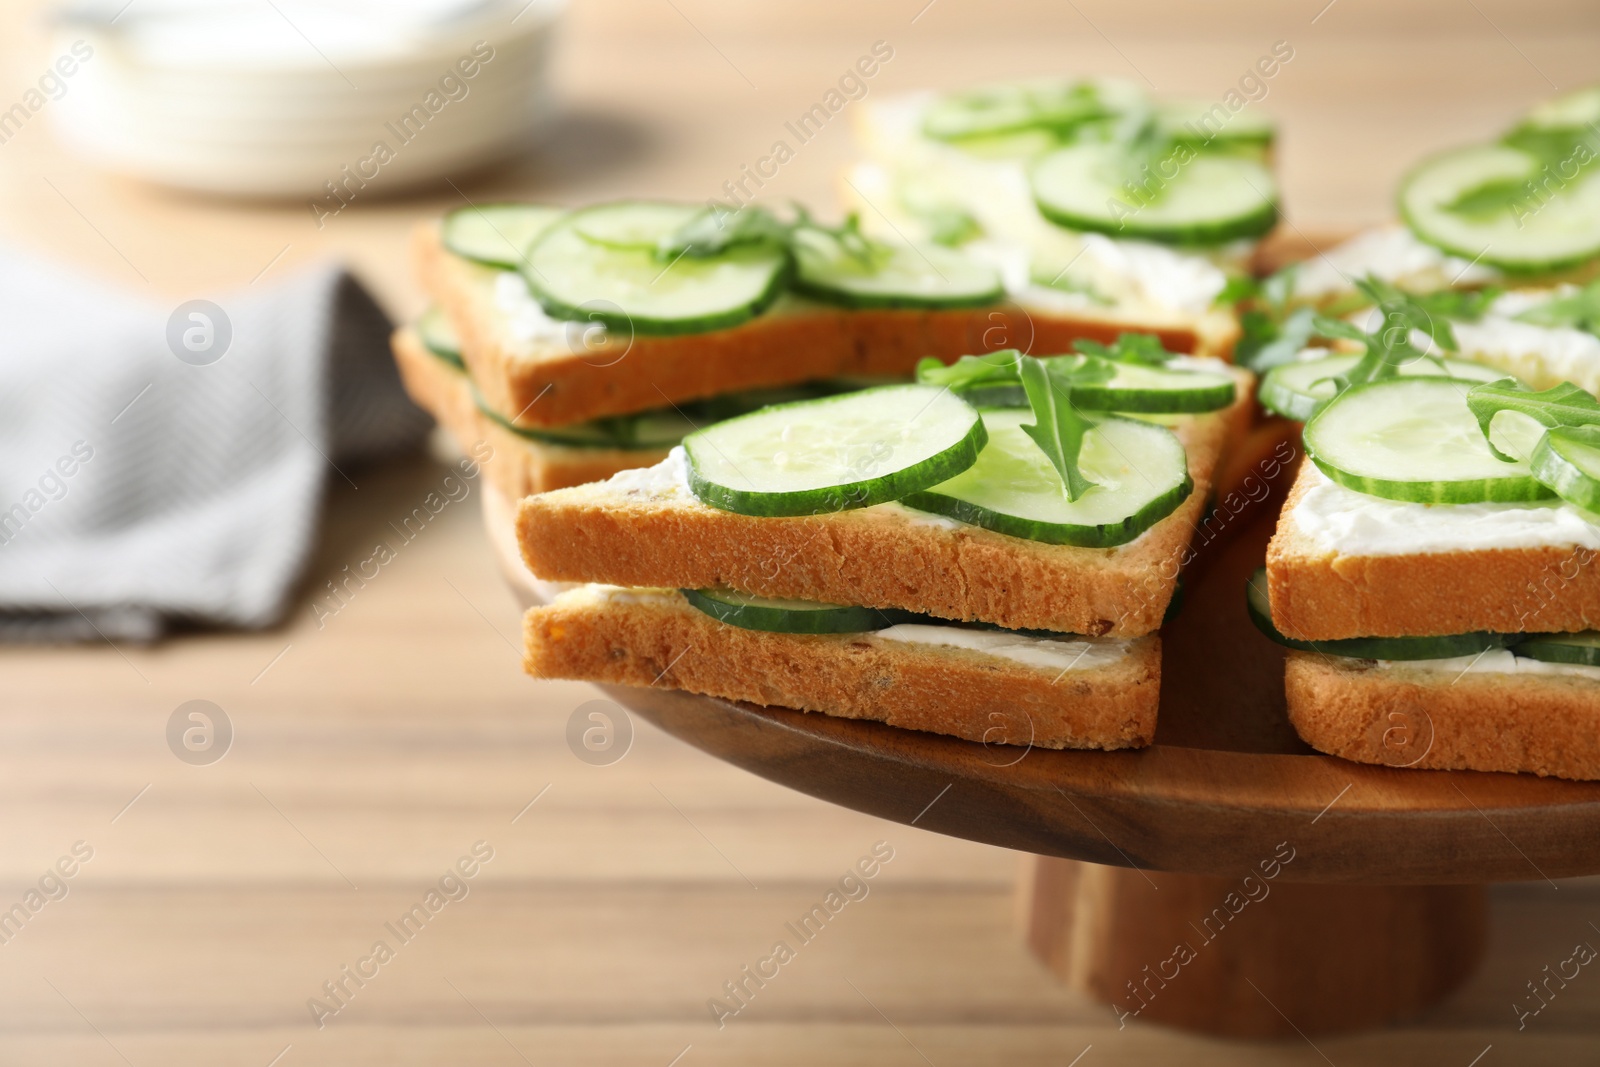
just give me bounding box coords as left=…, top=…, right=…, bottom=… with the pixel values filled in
left=845, top=78, right=1283, bottom=360
left=1252, top=315, right=1600, bottom=779
left=520, top=345, right=1255, bottom=749
left=1252, top=84, right=1600, bottom=324
left=398, top=198, right=1243, bottom=495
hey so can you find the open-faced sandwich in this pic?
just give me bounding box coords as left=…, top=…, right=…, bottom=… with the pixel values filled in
left=1241, top=83, right=1600, bottom=381
left=395, top=198, right=1248, bottom=499
left=517, top=343, right=1253, bottom=750
left=1249, top=288, right=1600, bottom=779
left=846, top=77, right=1284, bottom=361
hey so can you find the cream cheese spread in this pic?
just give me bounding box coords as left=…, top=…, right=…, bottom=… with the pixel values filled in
left=1291, top=225, right=1501, bottom=300
left=492, top=269, right=576, bottom=349
left=870, top=623, right=1131, bottom=672
left=1289, top=466, right=1600, bottom=556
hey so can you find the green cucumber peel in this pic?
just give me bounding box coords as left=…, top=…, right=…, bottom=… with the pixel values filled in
left=1466, top=379, right=1600, bottom=462
left=1514, top=280, right=1600, bottom=336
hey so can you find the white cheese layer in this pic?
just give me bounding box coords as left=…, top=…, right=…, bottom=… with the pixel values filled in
left=576, top=585, right=1131, bottom=674
left=493, top=269, right=577, bottom=349
left=1291, top=225, right=1500, bottom=300
left=1453, top=288, right=1600, bottom=394
left=870, top=623, right=1131, bottom=672
left=1289, top=466, right=1600, bottom=556
left=1376, top=649, right=1600, bottom=680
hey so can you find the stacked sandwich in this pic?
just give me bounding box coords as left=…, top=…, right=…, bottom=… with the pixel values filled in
left=1248, top=289, right=1600, bottom=779
left=394, top=197, right=1245, bottom=505
left=845, top=77, right=1282, bottom=359
left=518, top=342, right=1253, bottom=750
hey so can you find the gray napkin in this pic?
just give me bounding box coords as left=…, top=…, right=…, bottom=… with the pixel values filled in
left=0, top=246, right=430, bottom=642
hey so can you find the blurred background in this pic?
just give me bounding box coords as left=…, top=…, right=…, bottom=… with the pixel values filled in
left=1, top=0, right=1599, bottom=1063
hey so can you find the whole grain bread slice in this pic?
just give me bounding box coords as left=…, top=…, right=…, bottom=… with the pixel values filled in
left=512, top=386, right=1256, bottom=637
left=416, top=222, right=1235, bottom=429
left=1284, top=651, right=1600, bottom=780
left=525, top=585, right=1160, bottom=749
left=1266, top=464, right=1600, bottom=640
left=392, top=326, right=670, bottom=497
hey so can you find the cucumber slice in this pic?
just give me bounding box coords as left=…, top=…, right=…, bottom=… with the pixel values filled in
left=417, top=306, right=464, bottom=370
left=1303, top=377, right=1554, bottom=504
left=1259, top=354, right=1510, bottom=422
left=791, top=233, right=1003, bottom=310
left=1530, top=426, right=1600, bottom=512
left=684, top=385, right=986, bottom=516
left=1246, top=569, right=1514, bottom=660
left=1514, top=630, right=1600, bottom=668
left=921, top=80, right=1115, bottom=142
left=1156, top=99, right=1275, bottom=147
left=441, top=203, right=564, bottom=270
left=1519, top=84, right=1600, bottom=133
left=961, top=358, right=1235, bottom=414
left=1399, top=143, right=1600, bottom=273
left=902, top=408, right=1191, bottom=547
left=683, top=588, right=919, bottom=634
left=523, top=202, right=789, bottom=336
left=1031, top=142, right=1278, bottom=244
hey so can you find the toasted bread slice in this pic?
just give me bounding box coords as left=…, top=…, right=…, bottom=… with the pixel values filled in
left=525, top=585, right=1160, bottom=749
left=392, top=327, right=670, bottom=497
left=515, top=385, right=1253, bottom=637
left=1285, top=651, right=1600, bottom=780
left=1266, top=464, right=1600, bottom=640
left=415, top=222, right=1230, bottom=429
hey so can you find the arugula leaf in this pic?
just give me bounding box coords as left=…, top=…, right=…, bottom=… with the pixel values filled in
left=1514, top=281, right=1600, bottom=336
left=1017, top=356, right=1099, bottom=502
left=1072, top=332, right=1175, bottom=366
left=1466, top=379, right=1600, bottom=461
left=1441, top=176, right=1530, bottom=221
left=915, top=349, right=1115, bottom=394
left=1236, top=306, right=1318, bottom=372
left=1354, top=276, right=1461, bottom=351
left=1213, top=275, right=1258, bottom=307
left=915, top=350, right=1025, bottom=391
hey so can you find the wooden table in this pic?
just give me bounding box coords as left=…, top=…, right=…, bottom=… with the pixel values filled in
left=4, top=0, right=1600, bottom=1061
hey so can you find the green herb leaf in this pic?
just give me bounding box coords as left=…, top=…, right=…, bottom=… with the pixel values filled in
left=660, top=203, right=885, bottom=265
left=1515, top=281, right=1600, bottom=336
left=1236, top=306, right=1318, bottom=372
left=1072, top=332, right=1175, bottom=366
left=1441, top=176, right=1530, bottom=221
left=915, top=350, right=1026, bottom=391
left=1017, top=356, right=1099, bottom=502
left=1466, top=379, right=1600, bottom=461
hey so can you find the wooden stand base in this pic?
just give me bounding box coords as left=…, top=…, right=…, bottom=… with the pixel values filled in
left=1018, top=857, right=1488, bottom=1037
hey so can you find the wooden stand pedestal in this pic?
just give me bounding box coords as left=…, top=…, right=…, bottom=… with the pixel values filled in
left=1018, top=857, right=1488, bottom=1037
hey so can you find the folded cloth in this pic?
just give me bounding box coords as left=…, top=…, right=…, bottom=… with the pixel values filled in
left=0, top=246, right=430, bottom=642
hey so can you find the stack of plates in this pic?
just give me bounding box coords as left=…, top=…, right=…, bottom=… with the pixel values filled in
left=50, top=0, right=564, bottom=198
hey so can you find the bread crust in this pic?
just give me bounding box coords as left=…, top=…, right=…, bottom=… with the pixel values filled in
left=525, top=588, right=1160, bottom=749
left=391, top=327, right=668, bottom=496
left=415, top=222, right=1238, bottom=429
left=1267, top=464, right=1600, bottom=640
left=1285, top=651, right=1600, bottom=780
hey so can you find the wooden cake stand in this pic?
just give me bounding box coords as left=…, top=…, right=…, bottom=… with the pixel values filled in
left=484, top=434, right=1600, bottom=1039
